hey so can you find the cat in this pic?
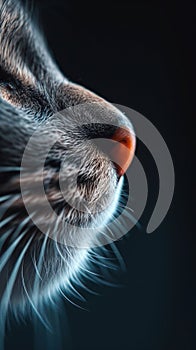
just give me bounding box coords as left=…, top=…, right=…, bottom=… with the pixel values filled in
left=0, top=0, right=135, bottom=321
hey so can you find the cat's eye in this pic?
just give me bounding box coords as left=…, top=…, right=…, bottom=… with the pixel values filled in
left=0, top=82, right=15, bottom=92
left=0, top=81, right=18, bottom=106
left=1, top=82, right=15, bottom=92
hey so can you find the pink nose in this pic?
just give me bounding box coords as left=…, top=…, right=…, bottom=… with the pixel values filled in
left=111, top=126, right=136, bottom=176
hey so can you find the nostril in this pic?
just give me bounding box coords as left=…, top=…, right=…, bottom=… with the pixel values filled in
left=111, top=126, right=136, bottom=177
left=112, top=127, right=133, bottom=147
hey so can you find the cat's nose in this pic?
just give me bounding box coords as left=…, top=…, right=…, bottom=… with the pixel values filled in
left=82, top=123, right=135, bottom=177
left=111, top=126, right=136, bottom=176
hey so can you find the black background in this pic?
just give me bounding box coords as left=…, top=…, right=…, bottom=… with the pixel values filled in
left=6, top=1, right=194, bottom=349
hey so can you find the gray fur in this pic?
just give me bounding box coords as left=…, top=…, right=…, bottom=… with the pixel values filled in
left=0, top=0, right=133, bottom=318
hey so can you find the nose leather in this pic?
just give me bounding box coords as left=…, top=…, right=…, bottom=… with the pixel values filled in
left=111, top=126, right=136, bottom=176
left=80, top=123, right=135, bottom=176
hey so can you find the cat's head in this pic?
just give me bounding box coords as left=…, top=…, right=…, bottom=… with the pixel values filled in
left=0, top=0, right=135, bottom=316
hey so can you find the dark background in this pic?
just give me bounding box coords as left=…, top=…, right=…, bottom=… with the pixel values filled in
left=6, top=1, right=194, bottom=349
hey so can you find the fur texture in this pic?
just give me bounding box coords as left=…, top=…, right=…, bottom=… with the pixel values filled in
left=0, top=0, right=134, bottom=320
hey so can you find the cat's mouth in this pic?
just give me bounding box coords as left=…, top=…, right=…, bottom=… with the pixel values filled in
left=43, top=161, right=119, bottom=228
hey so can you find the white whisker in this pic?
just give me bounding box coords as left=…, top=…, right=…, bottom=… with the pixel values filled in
left=0, top=234, right=34, bottom=337
left=0, top=166, right=22, bottom=172
left=59, top=288, right=87, bottom=311
left=0, top=212, right=18, bottom=230
left=0, top=228, right=29, bottom=274
left=0, top=194, right=21, bottom=220
left=21, top=264, right=51, bottom=331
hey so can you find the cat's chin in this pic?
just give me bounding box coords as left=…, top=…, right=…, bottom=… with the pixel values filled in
left=38, top=175, right=124, bottom=248
left=0, top=176, right=124, bottom=319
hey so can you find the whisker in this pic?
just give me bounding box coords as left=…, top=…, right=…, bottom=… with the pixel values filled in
left=59, top=288, right=87, bottom=311
left=0, top=234, right=34, bottom=338
left=0, top=166, right=22, bottom=172
left=0, top=228, right=14, bottom=250
left=32, top=230, right=50, bottom=304
left=0, top=194, right=21, bottom=220
left=71, top=272, right=99, bottom=296
left=0, top=212, right=18, bottom=230
left=0, top=228, right=29, bottom=274
left=0, top=195, right=13, bottom=203
left=31, top=251, right=42, bottom=281
left=64, top=276, right=86, bottom=302
left=21, top=264, right=51, bottom=331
